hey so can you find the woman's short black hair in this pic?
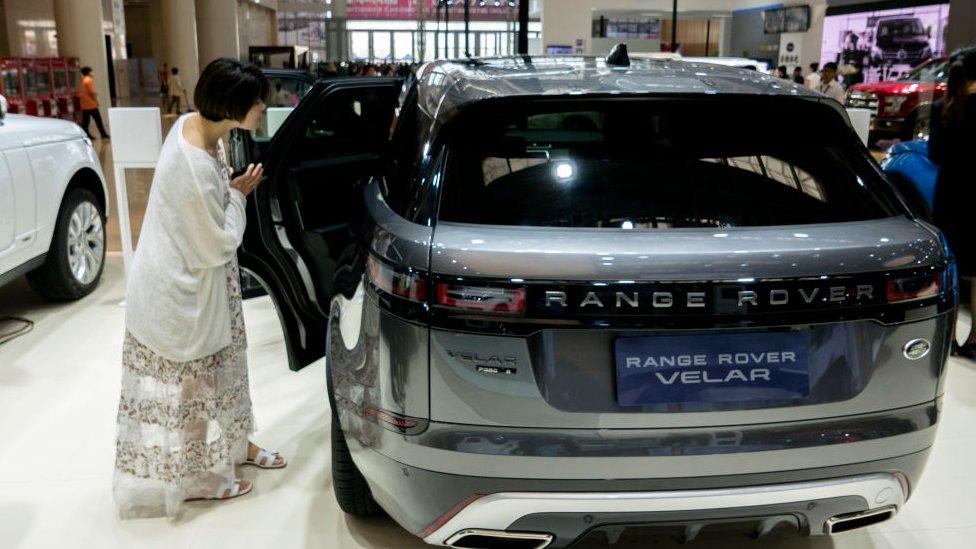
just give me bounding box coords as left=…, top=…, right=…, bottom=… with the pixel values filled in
left=194, top=58, right=270, bottom=123
left=81, top=66, right=92, bottom=76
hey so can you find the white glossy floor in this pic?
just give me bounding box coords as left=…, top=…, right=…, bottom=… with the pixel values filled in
left=1, top=256, right=975, bottom=549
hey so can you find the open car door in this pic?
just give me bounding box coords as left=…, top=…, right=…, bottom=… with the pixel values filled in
left=229, top=77, right=402, bottom=370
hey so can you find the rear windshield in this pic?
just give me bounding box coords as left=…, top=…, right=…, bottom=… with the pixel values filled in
left=436, top=98, right=901, bottom=229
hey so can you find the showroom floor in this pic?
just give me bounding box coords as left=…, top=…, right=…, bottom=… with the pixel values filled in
left=1, top=257, right=976, bottom=548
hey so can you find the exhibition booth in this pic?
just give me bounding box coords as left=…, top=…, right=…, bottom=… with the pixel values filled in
left=1, top=1, right=975, bottom=548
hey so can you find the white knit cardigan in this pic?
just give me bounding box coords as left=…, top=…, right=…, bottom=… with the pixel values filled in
left=125, top=114, right=248, bottom=362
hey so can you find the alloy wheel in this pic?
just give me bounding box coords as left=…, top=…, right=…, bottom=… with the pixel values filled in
left=66, top=201, right=104, bottom=285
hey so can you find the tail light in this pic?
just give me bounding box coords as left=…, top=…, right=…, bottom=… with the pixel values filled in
left=886, top=271, right=942, bottom=303
left=365, top=406, right=418, bottom=429
left=435, top=282, right=526, bottom=314
left=367, top=255, right=426, bottom=302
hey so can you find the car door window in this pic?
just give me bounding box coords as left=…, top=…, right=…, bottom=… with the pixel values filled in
left=256, top=77, right=313, bottom=140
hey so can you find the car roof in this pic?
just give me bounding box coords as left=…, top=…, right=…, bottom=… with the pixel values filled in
left=416, top=55, right=821, bottom=121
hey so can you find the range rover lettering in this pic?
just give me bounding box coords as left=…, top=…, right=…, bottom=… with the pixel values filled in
left=230, top=53, right=954, bottom=547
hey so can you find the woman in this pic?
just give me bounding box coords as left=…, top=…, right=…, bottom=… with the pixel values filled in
left=929, top=47, right=976, bottom=357
left=792, top=66, right=805, bottom=85
left=115, top=59, right=284, bottom=518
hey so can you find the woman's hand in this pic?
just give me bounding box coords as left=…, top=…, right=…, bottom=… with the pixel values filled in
left=230, top=163, right=264, bottom=197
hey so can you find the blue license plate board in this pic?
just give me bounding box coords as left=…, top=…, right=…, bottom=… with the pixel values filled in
left=614, top=332, right=809, bottom=406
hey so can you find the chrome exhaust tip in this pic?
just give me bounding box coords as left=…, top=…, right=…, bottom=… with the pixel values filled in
left=825, top=505, right=896, bottom=535
left=445, top=528, right=554, bottom=549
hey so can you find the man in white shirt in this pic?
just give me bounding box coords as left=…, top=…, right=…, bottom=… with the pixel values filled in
left=804, top=62, right=821, bottom=90
left=169, top=67, right=187, bottom=114
left=817, top=62, right=846, bottom=103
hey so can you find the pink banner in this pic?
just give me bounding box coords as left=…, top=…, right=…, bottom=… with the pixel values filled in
left=346, top=0, right=518, bottom=20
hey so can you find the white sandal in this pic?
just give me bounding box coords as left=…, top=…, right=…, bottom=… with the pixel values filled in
left=186, top=479, right=252, bottom=501
left=245, top=448, right=287, bottom=469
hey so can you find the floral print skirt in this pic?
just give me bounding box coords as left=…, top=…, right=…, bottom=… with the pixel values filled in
left=113, top=261, right=254, bottom=518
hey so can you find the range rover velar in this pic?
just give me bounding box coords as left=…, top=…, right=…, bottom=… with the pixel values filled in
left=229, top=53, right=955, bottom=548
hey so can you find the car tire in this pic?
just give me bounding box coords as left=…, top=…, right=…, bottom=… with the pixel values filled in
left=331, top=412, right=382, bottom=517
left=27, top=188, right=106, bottom=301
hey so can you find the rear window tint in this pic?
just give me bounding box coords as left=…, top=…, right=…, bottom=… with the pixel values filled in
left=437, top=99, right=900, bottom=229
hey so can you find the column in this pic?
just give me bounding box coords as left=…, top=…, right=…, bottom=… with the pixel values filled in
left=148, top=0, right=167, bottom=65
left=947, top=0, right=976, bottom=52
left=0, top=1, right=10, bottom=56
left=54, top=0, right=111, bottom=125
left=195, top=0, right=241, bottom=70
left=161, top=0, right=200, bottom=109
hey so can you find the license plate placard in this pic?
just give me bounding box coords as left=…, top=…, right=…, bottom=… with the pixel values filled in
left=614, top=332, right=809, bottom=406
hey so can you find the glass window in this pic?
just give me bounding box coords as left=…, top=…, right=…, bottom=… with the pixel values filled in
left=479, top=33, right=499, bottom=57
left=901, top=59, right=949, bottom=83
left=36, top=70, right=50, bottom=94
left=23, top=30, right=37, bottom=56
left=415, top=31, right=437, bottom=61
left=444, top=32, right=456, bottom=59
left=438, top=100, right=900, bottom=229
left=22, top=69, right=37, bottom=94
left=373, top=31, right=392, bottom=62
left=351, top=31, right=370, bottom=60
left=394, top=31, right=413, bottom=62
left=3, top=70, right=19, bottom=96
left=53, top=70, right=67, bottom=91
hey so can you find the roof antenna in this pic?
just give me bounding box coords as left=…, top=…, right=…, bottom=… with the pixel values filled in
left=606, top=43, right=630, bottom=67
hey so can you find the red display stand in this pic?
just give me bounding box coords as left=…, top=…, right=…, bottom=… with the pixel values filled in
left=0, top=57, right=24, bottom=114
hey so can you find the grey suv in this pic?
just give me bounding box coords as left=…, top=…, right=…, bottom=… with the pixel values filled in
left=229, top=55, right=954, bottom=547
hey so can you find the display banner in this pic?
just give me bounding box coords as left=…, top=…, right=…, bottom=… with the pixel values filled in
left=347, top=0, right=517, bottom=20
left=778, top=32, right=804, bottom=70
left=820, top=2, right=950, bottom=84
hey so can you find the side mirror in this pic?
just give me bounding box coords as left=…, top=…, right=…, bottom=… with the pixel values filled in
left=0, top=94, right=7, bottom=122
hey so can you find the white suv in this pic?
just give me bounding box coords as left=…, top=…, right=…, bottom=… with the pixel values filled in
left=0, top=94, right=109, bottom=300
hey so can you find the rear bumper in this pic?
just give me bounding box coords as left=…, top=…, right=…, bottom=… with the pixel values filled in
left=350, top=443, right=929, bottom=547
left=352, top=400, right=938, bottom=479
left=343, top=401, right=937, bottom=541
left=430, top=473, right=904, bottom=546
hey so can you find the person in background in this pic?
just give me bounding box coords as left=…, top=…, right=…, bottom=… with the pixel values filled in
left=776, top=65, right=789, bottom=79
left=364, top=64, right=378, bottom=77
left=322, top=61, right=338, bottom=79
left=792, top=66, right=805, bottom=85
left=273, top=81, right=292, bottom=107
left=929, top=47, right=976, bottom=358
left=169, top=67, right=187, bottom=115
left=158, top=62, right=170, bottom=112
left=805, top=62, right=821, bottom=90
left=396, top=63, right=413, bottom=79
left=78, top=66, right=110, bottom=140
left=817, top=62, right=846, bottom=103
